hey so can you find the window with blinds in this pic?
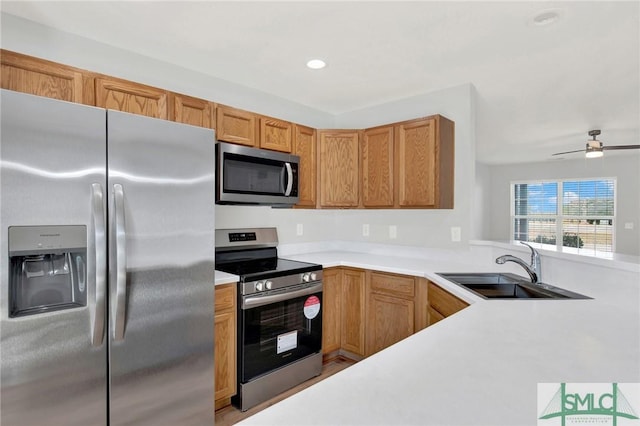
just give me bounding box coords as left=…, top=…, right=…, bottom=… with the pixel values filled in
left=511, top=179, right=615, bottom=255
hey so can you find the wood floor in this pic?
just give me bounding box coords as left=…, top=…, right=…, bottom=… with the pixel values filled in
left=215, top=358, right=355, bottom=426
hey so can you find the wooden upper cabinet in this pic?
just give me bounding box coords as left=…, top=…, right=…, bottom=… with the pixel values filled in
left=260, top=116, right=292, bottom=152
left=172, top=93, right=215, bottom=130
left=319, top=130, right=360, bottom=207
left=362, top=125, right=394, bottom=207
left=95, top=77, right=168, bottom=119
left=293, top=125, right=317, bottom=208
left=1, top=49, right=92, bottom=105
left=216, top=104, right=257, bottom=147
left=395, top=115, right=454, bottom=209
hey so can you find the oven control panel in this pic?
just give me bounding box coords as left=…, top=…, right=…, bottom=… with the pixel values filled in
left=228, top=232, right=257, bottom=242
left=241, top=270, right=323, bottom=296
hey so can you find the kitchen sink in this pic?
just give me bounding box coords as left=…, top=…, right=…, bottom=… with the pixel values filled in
left=437, top=273, right=591, bottom=300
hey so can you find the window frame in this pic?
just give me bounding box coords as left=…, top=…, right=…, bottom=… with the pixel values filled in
left=510, top=177, right=617, bottom=254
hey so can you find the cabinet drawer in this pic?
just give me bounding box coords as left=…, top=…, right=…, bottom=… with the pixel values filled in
left=428, top=281, right=468, bottom=318
left=215, top=283, right=236, bottom=312
left=370, top=272, right=415, bottom=298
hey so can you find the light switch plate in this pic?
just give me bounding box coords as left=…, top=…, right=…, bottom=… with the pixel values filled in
left=296, top=224, right=303, bottom=236
left=363, top=224, right=370, bottom=237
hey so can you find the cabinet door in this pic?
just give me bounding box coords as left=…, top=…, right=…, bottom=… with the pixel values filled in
left=214, top=310, right=236, bottom=403
left=214, top=284, right=236, bottom=407
left=173, top=93, right=215, bottom=129
left=340, top=269, right=366, bottom=356
left=95, top=77, right=168, bottom=119
left=366, top=293, right=414, bottom=356
left=321, top=268, right=342, bottom=354
left=1, top=49, right=88, bottom=104
left=319, top=131, right=360, bottom=207
left=294, top=125, right=317, bottom=208
left=216, top=104, right=257, bottom=147
left=427, top=281, right=469, bottom=319
left=260, top=116, right=292, bottom=153
left=362, top=126, right=394, bottom=207
left=396, top=117, right=437, bottom=207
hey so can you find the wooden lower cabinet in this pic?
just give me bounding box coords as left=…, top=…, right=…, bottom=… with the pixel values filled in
left=214, top=283, right=237, bottom=409
left=426, top=280, right=469, bottom=326
left=366, top=271, right=415, bottom=356
left=322, top=268, right=342, bottom=354
left=322, top=269, right=471, bottom=360
left=340, top=268, right=367, bottom=356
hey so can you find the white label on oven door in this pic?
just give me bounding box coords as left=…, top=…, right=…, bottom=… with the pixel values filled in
left=277, top=330, right=298, bottom=354
left=303, top=295, right=321, bottom=319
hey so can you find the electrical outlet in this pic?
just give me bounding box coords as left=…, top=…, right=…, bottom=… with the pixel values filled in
left=451, top=226, right=461, bottom=242
left=389, top=225, right=397, bottom=239
left=625, top=222, right=634, bottom=230
left=296, top=224, right=303, bottom=236
left=362, top=224, right=370, bottom=237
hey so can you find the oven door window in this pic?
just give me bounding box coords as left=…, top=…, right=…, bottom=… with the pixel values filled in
left=240, top=291, right=322, bottom=382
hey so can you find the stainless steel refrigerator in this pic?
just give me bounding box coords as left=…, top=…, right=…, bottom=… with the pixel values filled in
left=0, top=89, right=215, bottom=426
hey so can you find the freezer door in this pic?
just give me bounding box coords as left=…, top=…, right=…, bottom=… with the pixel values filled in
left=107, top=110, right=215, bottom=425
left=0, top=90, right=108, bottom=426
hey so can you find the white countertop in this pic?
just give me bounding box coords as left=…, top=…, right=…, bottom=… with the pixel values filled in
left=215, top=270, right=239, bottom=286
left=239, top=247, right=640, bottom=426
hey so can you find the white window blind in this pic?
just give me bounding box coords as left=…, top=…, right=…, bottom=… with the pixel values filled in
left=511, top=179, right=615, bottom=255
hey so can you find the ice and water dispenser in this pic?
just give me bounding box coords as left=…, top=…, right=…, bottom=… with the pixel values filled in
left=8, top=226, right=87, bottom=317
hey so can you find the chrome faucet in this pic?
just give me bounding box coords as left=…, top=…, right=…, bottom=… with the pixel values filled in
left=495, top=241, right=541, bottom=284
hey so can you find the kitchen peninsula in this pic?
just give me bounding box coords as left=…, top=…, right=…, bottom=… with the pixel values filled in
left=237, top=241, right=640, bottom=426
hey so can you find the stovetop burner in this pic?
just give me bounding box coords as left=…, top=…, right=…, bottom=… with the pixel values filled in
left=214, top=228, right=321, bottom=283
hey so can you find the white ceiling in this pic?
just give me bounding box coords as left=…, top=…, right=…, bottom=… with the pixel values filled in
left=2, top=1, right=639, bottom=164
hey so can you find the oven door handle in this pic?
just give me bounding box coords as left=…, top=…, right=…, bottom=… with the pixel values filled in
left=242, top=282, right=323, bottom=310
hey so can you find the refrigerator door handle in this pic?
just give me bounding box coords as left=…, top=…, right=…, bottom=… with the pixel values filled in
left=91, top=183, right=106, bottom=346
left=112, top=184, right=127, bottom=341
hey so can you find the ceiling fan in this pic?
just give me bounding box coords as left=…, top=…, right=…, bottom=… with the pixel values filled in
left=552, top=130, right=640, bottom=158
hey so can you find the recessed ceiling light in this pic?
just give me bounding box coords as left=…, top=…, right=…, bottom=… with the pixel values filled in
left=531, top=8, right=563, bottom=26
left=306, top=59, right=326, bottom=70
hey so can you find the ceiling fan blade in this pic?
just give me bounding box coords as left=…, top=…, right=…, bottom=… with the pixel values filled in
left=602, top=145, right=640, bottom=151
left=552, top=149, right=585, bottom=156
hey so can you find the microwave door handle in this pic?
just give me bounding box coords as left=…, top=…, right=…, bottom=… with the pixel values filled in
left=284, top=162, right=293, bottom=196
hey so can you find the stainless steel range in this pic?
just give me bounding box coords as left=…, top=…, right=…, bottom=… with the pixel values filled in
left=215, top=228, right=323, bottom=412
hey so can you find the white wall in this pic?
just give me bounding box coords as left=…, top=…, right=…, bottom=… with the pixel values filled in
left=0, top=13, right=335, bottom=129
left=487, top=155, right=640, bottom=256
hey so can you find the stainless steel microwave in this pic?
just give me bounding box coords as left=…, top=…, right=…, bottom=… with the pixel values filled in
left=215, top=142, right=300, bottom=206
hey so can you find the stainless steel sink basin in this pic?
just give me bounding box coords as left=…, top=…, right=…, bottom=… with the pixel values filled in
left=437, top=273, right=591, bottom=300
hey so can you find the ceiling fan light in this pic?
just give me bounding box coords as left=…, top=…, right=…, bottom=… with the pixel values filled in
left=585, top=150, right=603, bottom=159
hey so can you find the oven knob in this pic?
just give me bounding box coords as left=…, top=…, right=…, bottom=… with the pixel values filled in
left=310, top=272, right=317, bottom=281
left=265, top=281, right=273, bottom=290
left=255, top=281, right=264, bottom=291
left=302, top=273, right=310, bottom=282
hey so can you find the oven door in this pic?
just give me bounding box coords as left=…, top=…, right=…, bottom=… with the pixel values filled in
left=239, top=281, right=322, bottom=383
left=216, top=142, right=299, bottom=205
